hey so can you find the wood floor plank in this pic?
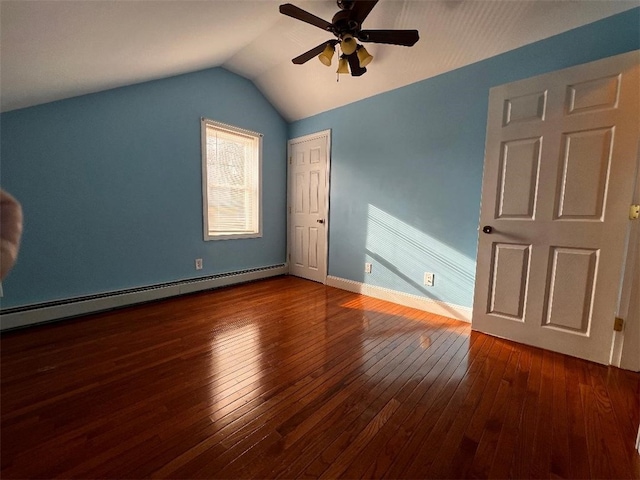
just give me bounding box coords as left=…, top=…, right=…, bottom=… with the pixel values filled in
left=208, top=308, right=439, bottom=479
left=345, top=330, right=491, bottom=480
left=296, top=323, right=466, bottom=479
left=511, top=345, right=544, bottom=479
left=377, top=326, right=488, bottom=479
left=1, top=276, right=639, bottom=479
left=253, top=314, right=464, bottom=480
left=465, top=346, right=522, bottom=479
left=149, top=303, right=414, bottom=479
left=403, top=337, right=512, bottom=479
left=549, top=352, right=572, bottom=479
left=487, top=346, right=533, bottom=479
left=564, top=355, right=592, bottom=479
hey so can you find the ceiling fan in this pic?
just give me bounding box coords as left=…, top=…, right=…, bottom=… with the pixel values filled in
left=279, top=0, right=419, bottom=77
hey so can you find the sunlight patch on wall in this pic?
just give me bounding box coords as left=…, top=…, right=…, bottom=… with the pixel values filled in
left=365, top=204, right=475, bottom=307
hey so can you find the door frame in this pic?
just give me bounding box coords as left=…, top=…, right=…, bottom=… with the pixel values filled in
left=611, top=146, right=640, bottom=370
left=286, top=129, right=332, bottom=284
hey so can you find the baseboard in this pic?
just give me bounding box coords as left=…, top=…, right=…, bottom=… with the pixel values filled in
left=0, top=264, right=288, bottom=331
left=326, top=276, right=472, bottom=322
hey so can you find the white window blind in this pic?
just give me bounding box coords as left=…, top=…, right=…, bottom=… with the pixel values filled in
left=201, top=119, right=262, bottom=240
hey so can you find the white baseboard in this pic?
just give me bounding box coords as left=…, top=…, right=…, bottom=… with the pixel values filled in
left=326, top=276, right=472, bottom=322
left=0, top=264, right=288, bottom=331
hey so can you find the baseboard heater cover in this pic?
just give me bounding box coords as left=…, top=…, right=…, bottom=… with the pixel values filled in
left=0, top=264, right=288, bottom=331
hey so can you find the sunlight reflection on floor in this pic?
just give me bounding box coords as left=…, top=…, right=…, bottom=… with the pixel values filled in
left=208, top=322, right=263, bottom=421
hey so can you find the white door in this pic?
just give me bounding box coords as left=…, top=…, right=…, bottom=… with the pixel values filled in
left=472, top=51, right=639, bottom=365
left=288, top=130, right=330, bottom=283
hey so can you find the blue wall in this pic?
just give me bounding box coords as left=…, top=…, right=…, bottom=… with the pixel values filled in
left=1, top=68, right=288, bottom=309
left=2, top=8, right=638, bottom=313
left=289, top=8, right=640, bottom=309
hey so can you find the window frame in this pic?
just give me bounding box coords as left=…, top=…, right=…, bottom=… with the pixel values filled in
left=200, top=117, right=263, bottom=241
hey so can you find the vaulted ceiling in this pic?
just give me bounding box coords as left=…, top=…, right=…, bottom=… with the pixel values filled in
left=1, top=0, right=636, bottom=121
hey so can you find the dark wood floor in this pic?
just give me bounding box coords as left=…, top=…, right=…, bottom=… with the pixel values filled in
left=1, top=276, right=639, bottom=479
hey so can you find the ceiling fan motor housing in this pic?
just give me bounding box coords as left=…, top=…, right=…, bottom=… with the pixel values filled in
left=331, top=10, right=360, bottom=36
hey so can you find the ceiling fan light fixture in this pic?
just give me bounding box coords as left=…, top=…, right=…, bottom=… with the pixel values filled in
left=280, top=1, right=420, bottom=77
left=318, top=42, right=335, bottom=66
left=340, top=34, right=357, bottom=55
left=356, top=45, right=373, bottom=67
left=337, top=55, right=350, bottom=74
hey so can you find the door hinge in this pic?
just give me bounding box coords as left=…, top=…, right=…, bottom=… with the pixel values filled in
left=288, top=206, right=291, bottom=214
left=289, top=157, right=292, bottom=165
left=630, top=204, right=640, bottom=220
left=614, top=317, right=624, bottom=332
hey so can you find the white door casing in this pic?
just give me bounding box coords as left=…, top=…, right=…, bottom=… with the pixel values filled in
left=287, top=130, right=330, bottom=283
left=472, top=51, right=640, bottom=365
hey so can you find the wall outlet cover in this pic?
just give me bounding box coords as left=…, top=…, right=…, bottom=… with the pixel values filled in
left=424, top=272, right=434, bottom=286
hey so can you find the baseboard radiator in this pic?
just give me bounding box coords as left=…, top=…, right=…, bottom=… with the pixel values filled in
left=0, top=264, right=288, bottom=331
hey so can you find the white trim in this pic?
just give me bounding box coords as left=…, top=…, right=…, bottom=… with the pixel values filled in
left=610, top=142, right=640, bottom=371
left=200, top=117, right=263, bottom=139
left=0, top=265, right=287, bottom=331
left=326, top=275, right=472, bottom=322
left=201, top=117, right=263, bottom=241
left=288, top=129, right=332, bottom=145
left=636, top=424, right=640, bottom=454
left=287, top=129, right=331, bottom=284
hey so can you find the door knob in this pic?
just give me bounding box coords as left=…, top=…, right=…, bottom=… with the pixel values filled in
left=317, top=219, right=325, bottom=224
left=482, top=225, right=493, bottom=234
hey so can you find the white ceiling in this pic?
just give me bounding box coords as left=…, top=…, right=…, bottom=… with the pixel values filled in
left=1, top=0, right=636, bottom=121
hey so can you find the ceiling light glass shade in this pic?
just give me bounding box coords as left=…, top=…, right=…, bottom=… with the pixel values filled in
left=337, top=56, right=350, bottom=74
left=340, top=34, right=357, bottom=55
left=318, top=43, right=335, bottom=66
left=357, top=45, right=373, bottom=67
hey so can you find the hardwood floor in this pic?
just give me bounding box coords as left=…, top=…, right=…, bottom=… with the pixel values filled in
left=1, top=276, right=639, bottom=479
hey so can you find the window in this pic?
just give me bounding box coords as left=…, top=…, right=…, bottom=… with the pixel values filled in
left=201, top=118, right=262, bottom=240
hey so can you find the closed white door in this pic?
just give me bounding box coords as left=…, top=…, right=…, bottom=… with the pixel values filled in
left=472, top=51, right=639, bottom=365
left=288, top=131, right=330, bottom=283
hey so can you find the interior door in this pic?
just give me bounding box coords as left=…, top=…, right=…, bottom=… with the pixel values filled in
left=472, top=51, right=639, bottom=365
left=288, top=131, right=330, bottom=283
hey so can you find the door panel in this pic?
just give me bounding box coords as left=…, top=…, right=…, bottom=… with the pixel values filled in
left=294, top=227, right=304, bottom=267
left=567, top=74, right=620, bottom=114
left=309, top=228, right=319, bottom=269
left=543, top=247, right=598, bottom=333
left=497, top=138, right=541, bottom=219
left=556, top=128, right=612, bottom=220
left=288, top=131, right=330, bottom=283
left=504, top=90, right=547, bottom=125
left=473, top=51, right=639, bottom=364
left=309, top=171, right=320, bottom=214
left=489, top=243, right=530, bottom=320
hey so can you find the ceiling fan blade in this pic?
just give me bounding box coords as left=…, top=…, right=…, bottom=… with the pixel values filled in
left=358, top=29, right=419, bottom=46
left=279, top=3, right=332, bottom=31
left=350, top=0, right=378, bottom=24
left=347, top=52, right=367, bottom=76
left=292, top=40, right=338, bottom=65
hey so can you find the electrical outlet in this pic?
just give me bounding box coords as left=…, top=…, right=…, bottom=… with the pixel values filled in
left=365, top=262, right=372, bottom=274
left=195, top=258, right=203, bottom=270
left=424, top=272, right=434, bottom=287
